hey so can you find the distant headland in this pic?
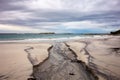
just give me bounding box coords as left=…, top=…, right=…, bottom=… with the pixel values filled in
left=110, top=29, right=120, bottom=35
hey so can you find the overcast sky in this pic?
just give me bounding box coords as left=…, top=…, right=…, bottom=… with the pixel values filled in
left=0, top=0, right=120, bottom=33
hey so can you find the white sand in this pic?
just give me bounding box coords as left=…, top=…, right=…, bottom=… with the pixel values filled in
left=67, top=36, right=120, bottom=80
left=0, top=36, right=120, bottom=80
left=0, top=42, right=51, bottom=80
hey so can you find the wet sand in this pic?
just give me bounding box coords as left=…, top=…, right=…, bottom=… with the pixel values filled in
left=0, top=36, right=120, bottom=80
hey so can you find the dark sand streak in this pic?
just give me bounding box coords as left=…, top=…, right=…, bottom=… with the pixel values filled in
left=24, top=46, right=38, bottom=66
left=75, top=41, right=120, bottom=80
left=25, top=42, right=98, bottom=80
left=0, top=75, right=9, bottom=80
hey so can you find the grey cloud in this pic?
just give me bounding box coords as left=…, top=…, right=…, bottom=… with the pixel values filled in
left=0, top=0, right=22, bottom=11
left=1, top=10, right=120, bottom=27
left=0, top=0, right=120, bottom=33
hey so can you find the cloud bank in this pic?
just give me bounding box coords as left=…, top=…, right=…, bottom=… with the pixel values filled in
left=0, top=0, right=120, bottom=33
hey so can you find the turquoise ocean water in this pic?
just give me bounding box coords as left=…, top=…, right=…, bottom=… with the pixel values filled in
left=0, top=33, right=105, bottom=42
left=0, top=33, right=86, bottom=40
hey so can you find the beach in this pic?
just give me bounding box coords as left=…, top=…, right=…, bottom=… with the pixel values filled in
left=0, top=42, right=51, bottom=80
left=0, top=36, right=120, bottom=80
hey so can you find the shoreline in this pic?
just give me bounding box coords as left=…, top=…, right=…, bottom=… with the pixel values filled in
left=0, top=35, right=120, bottom=80
left=0, top=35, right=114, bottom=43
